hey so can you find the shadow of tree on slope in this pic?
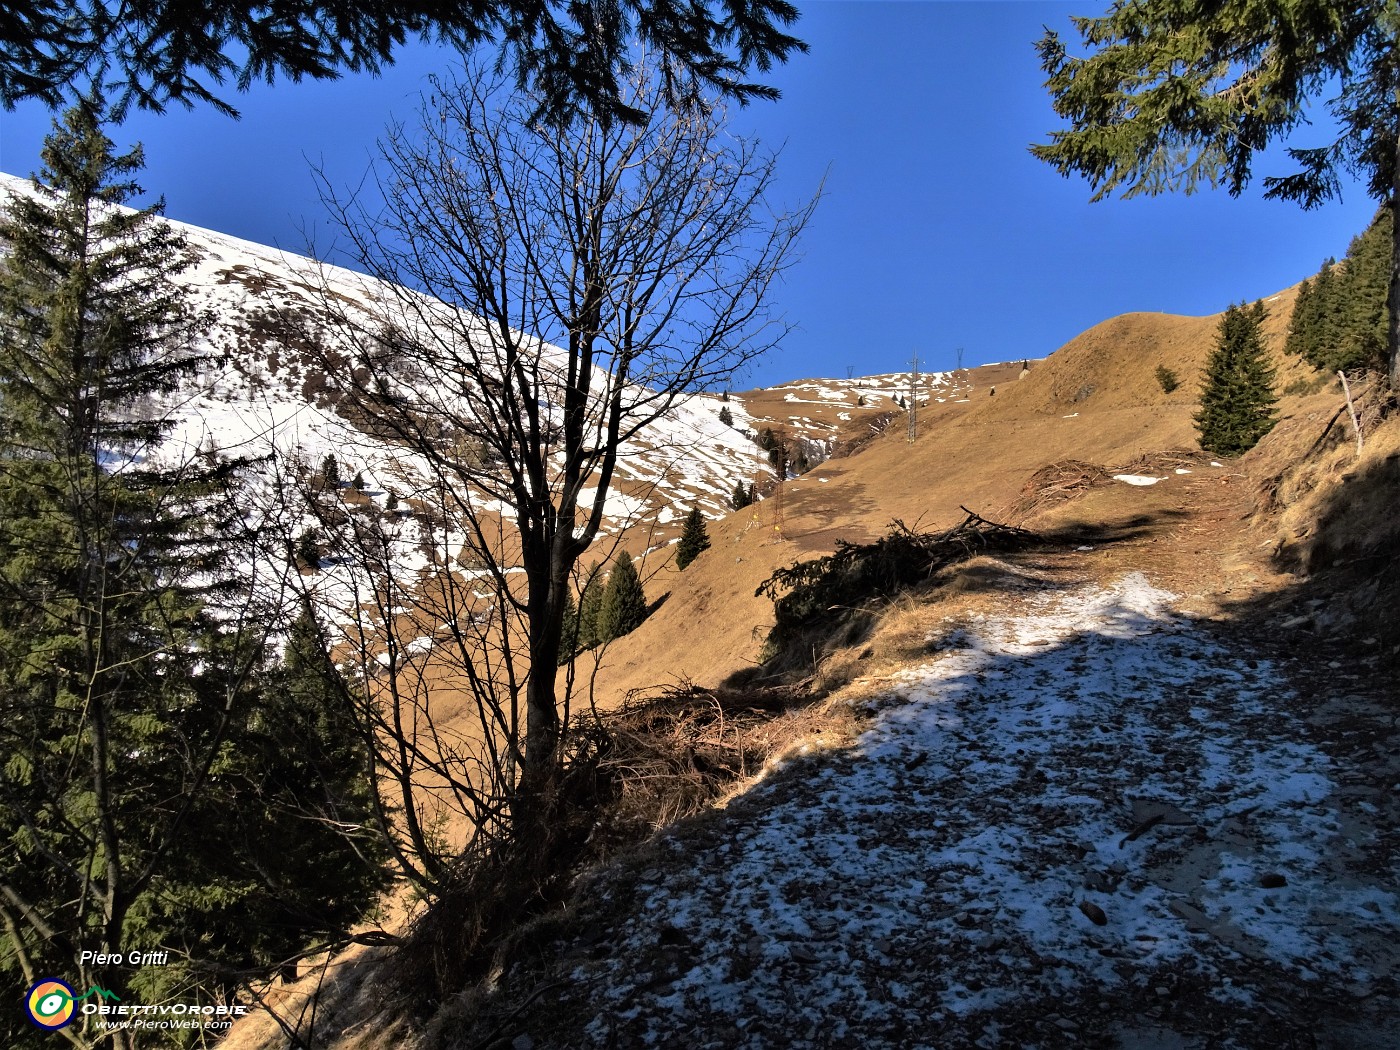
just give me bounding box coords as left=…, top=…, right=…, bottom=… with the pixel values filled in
left=456, top=577, right=1398, bottom=1050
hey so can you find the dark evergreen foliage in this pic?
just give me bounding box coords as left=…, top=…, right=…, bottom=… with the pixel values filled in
left=296, top=527, right=321, bottom=569
left=557, top=590, right=579, bottom=665
left=1195, top=302, right=1279, bottom=456
left=1034, top=0, right=1400, bottom=386
left=0, top=103, right=386, bottom=1042
left=718, top=404, right=733, bottom=427
left=730, top=480, right=755, bottom=510
left=576, top=564, right=605, bottom=651
left=1155, top=365, right=1180, bottom=394
left=322, top=452, right=341, bottom=489
left=189, top=604, right=391, bottom=990
left=2, top=1, right=805, bottom=127
left=675, top=507, right=711, bottom=570
left=1286, top=275, right=1318, bottom=361
left=600, top=551, right=648, bottom=640
left=1285, top=209, right=1391, bottom=374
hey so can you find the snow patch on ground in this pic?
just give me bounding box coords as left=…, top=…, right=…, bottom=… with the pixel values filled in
left=558, top=574, right=1398, bottom=1048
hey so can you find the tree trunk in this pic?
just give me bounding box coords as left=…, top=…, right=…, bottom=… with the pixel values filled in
left=517, top=551, right=565, bottom=834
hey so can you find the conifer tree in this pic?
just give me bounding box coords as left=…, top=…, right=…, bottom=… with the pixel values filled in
left=0, top=102, right=386, bottom=1044
left=322, top=452, right=341, bottom=489
left=0, top=98, right=217, bottom=1040
left=718, top=404, right=733, bottom=427
left=1287, top=210, right=1391, bottom=374
left=675, top=507, right=711, bottom=570
left=178, top=603, right=391, bottom=993
left=296, top=527, right=322, bottom=569
left=1195, top=302, right=1279, bottom=456
left=557, top=591, right=579, bottom=665
left=768, top=441, right=788, bottom=477
left=1285, top=275, right=1318, bottom=362
left=731, top=479, right=754, bottom=510
left=576, top=563, right=605, bottom=650
left=600, top=551, right=648, bottom=641
left=1034, top=0, right=1400, bottom=387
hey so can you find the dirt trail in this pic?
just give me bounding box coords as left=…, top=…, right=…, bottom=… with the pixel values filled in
left=452, top=469, right=1399, bottom=1050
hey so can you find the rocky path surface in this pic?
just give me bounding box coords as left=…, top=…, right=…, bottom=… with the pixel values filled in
left=489, top=571, right=1399, bottom=1049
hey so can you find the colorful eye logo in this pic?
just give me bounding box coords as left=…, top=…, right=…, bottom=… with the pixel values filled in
left=25, top=979, right=76, bottom=1029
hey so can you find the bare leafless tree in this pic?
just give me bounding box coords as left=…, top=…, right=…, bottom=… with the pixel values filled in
left=298, top=58, right=815, bottom=854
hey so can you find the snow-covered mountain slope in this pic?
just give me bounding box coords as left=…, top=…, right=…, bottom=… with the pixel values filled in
left=0, top=170, right=770, bottom=558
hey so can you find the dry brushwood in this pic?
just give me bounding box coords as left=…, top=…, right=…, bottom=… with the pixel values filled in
left=756, top=510, right=1035, bottom=634
left=1115, top=448, right=1215, bottom=475
left=586, top=685, right=806, bottom=846
left=390, top=682, right=831, bottom=1004
left=1007, top=460, right=1112, bottom=518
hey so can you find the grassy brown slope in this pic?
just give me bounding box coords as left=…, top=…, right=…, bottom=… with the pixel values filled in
left=588, top=301, right=1308, bottom=708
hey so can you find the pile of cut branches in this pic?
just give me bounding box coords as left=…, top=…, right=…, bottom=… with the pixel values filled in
left=1005, top=459, right=1111, bottom=519
left=586, top=684, right=820, bottom=852
left=757, top=510, right=1035, bottom=639
left=391, top=683, right=836, bottom=1005
left=1115, top=448, right=1215, bottom=476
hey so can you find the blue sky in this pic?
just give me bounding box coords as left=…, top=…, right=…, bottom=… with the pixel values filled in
left=0, top=1, right=1378, bottom=387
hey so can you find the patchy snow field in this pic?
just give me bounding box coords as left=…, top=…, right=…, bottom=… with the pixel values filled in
left=538, top=573, right=1398, bottom=1049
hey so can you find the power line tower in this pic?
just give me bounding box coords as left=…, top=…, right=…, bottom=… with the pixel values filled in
left=846, top=364, right=855, bottom=380
left=907, top=352, right=919, bottom=443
